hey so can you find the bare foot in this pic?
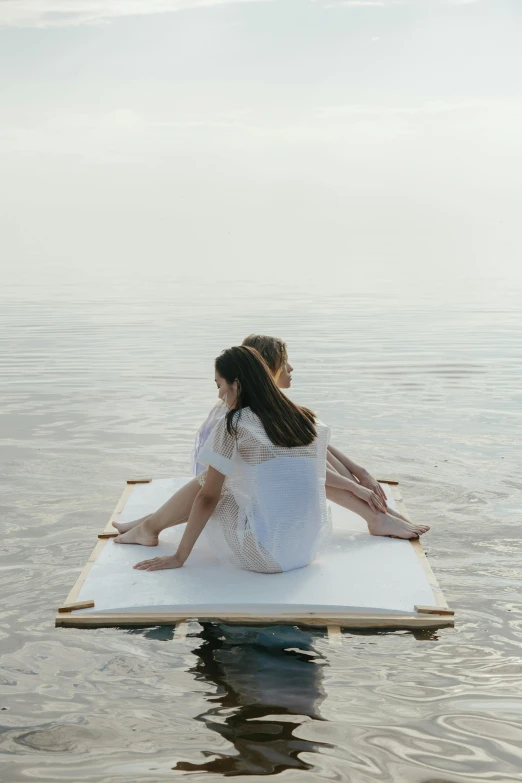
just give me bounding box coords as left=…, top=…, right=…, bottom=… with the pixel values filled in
left=387, top=506, right=414, bottom=525
left=113, top=513, right=152, bottom=534
left=134, top=555, right=184, bottom=571
left=387, top=508, right=427, bottom=532
left=367, top=512, right=429, bottom=540
left=113, top=521, right=159, bottom=547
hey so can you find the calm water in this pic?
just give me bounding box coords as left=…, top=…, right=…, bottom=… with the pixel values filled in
left=1, top=276, right=521, bottom=782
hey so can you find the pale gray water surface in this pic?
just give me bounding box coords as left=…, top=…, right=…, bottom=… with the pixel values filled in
left=1, top=277, right=521, bottom=781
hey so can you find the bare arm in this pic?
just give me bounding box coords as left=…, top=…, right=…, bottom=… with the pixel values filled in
left=175, top=467, right=225, bottom=565
left=328, top=444, right=367, bottom=482
left=326, top=467, right=387, bottom=513
left=328, top=443, right=387, bottom=504
left=326, top=466, right=362, bottom=493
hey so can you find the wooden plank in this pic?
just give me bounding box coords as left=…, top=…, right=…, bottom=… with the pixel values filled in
left=390, top=484, right=452, bottom=614
left=173, top=622, right=189, bottom=640
left=378, top=479, right=399, bottom=485
left=55, top=611, right=454, bottom=630
left=56, top=483, right=135, bottom=616
left=58, top=600, right=95, bottom=613
left=98, top=532, right=118, bottom=539
left=327, top=625, right=343, bottom=646
left=415, top=605, right=454, bottom=616
left=127, top=478, right=152, bottom=484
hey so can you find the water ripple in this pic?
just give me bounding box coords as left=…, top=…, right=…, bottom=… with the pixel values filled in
left=1, top=280, right=521, bottom=780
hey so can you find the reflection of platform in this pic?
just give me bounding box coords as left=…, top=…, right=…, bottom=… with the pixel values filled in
left=56, top=478, right=453, bottom=630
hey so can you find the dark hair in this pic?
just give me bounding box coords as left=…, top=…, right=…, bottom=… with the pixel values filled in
left=215, top=346, right=316, bottom=448
left=241, top=334, right=287, bottom=375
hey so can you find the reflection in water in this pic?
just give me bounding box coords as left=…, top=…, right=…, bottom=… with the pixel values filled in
left=172, top=623, right=329, bottom=776
left=131, top=625, right=444, bottom=777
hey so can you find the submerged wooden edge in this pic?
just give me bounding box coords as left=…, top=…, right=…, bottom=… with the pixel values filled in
left=56, top=481, right=454, bottom=630
left=173, top=622, right=188, bottom=641
left=415, top=605, right=454, bottom=616
left=327, top=625, right=343, bottom=646
left=55, top=611, right=454, bottom=629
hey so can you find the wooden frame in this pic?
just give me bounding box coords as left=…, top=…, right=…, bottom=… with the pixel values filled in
left=55, top=481, right=453, bottom=632
left=56, top=482, right=136, bottom=615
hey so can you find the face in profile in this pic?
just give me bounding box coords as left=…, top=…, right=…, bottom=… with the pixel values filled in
left=277, top=358, right=294, bottom=389
left=215, top=372, right=237, bottom=409
left=215, top=351, right=293, bottom=408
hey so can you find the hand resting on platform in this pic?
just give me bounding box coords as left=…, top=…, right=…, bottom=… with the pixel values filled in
left=134, top=554, right=185, bottom=571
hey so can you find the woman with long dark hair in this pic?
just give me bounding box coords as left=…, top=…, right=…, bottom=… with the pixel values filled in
left=131, top=345, right=332, bottom=573
left=114, top=335, right=428, bottom=562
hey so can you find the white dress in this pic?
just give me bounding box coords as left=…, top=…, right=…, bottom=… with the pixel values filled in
left=196, top=407, right=332, bottom=573
left=191, top=401, right=227, bottom=477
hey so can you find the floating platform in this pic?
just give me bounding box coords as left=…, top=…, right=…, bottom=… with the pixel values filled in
left=56, top=478, right=453, bottom=632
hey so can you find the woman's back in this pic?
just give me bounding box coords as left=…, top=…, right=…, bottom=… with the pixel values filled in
left=198, top=407, right=332, bottom=572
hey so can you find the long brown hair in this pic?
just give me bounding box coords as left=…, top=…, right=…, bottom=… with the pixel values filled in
left=215, top=346, right=316, bottom=448
left=241, top=334, right=287, bottom=377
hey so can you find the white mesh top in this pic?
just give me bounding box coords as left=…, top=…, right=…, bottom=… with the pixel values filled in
left=191, top=401, right=227, bottom=477
left=197, top=407, right=332, bottom=573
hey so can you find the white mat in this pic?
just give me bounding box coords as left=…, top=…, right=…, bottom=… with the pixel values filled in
left=74, top=478, right=436, bottom=617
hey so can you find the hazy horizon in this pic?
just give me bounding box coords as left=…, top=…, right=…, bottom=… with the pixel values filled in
left=1, top=0, right=521, bottom=291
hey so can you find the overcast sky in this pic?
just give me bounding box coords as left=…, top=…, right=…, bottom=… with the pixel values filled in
left=1, top=0, right=521, bottom=290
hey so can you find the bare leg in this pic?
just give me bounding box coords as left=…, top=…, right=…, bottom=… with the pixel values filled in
left=327, top=450, right=356, bottom=480
left=113, top=478, right=201, bottom=546
left=326, top=451, right=413, bottom=525
left=326, top=486, right=429, bottom=539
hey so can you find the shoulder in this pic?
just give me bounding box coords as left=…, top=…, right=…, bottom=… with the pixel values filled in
left=314, top=418, right=330, bottom=438
left=229, top=408, right=269, bottom=448
left=209, top=414, right=237, bottom=458
left=229, top=407, right=257, bottom=429
left=201, top=401, right=226, bottom=425
left=235, top=408, right=266, bottom=437
left=210, top=401, right=227, bottom=418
